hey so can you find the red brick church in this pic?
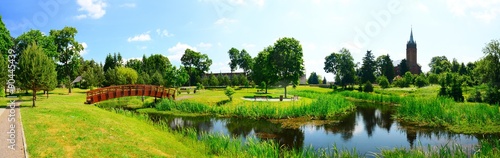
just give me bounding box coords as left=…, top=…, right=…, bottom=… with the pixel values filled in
left=394, top=28, right=422, bottom=75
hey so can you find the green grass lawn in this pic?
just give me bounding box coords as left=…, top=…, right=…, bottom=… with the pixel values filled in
left=1, top=88, right=207, bottom=158
left=2, top=86, right=498, bottom=157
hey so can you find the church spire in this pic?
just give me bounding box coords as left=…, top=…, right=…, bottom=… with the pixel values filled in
left=407, top=27, right=416, bottom=45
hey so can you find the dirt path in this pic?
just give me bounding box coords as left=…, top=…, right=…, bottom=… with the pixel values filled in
left=0, top=101, right=27, bottom=158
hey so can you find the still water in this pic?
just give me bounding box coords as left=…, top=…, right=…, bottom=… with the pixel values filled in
left=147, top=102, right=497, bottom=155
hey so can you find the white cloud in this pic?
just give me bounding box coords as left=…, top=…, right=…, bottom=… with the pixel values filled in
left=214, top=18, right=237, bottom=25
left=167, top=42, right=197, bottom=61
left=76, top=0, right=107, bottom=19
left=127, top=32, right=151, bottom=42
left=446, top=0, right=500, bottom=23
left=156, top=29, right=174, bottom=37
left=198, top=42, right=213, bottom=49
left=80, top=42, right=88, bottom=55
left=120, top=3, right=136, bottom=8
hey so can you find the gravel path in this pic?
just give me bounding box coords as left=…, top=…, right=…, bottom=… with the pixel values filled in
left=0, top=101, right=27, bottom=158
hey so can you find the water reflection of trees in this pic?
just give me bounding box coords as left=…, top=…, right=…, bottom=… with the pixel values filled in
left=149, top=114, right=306, bottom=150
left=321, top=103, right=395, bottom=141
left=226, top=118, right=304, bottom=149
left=396, top=125, right=496, bottom=148
left=148, top=114, right=214, bottom=133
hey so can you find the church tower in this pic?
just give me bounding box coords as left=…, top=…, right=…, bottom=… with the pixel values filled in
left=406, top=28, right=421, bottom=74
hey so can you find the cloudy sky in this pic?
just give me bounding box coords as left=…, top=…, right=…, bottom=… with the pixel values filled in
left=1, top=0, right=499, bottom=80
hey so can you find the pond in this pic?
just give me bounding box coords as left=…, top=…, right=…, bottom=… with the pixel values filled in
left=146, top=101, right=498, bottom=155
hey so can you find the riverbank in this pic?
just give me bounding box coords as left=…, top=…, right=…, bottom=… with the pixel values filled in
left=338, top=90, right=500, bottom=134
left=0, top=88, right=207, bottom=157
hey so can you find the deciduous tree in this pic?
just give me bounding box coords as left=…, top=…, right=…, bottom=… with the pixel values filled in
left=252, top=46, right=277, bottom=93
left=324, top=48, right=356, bottom=89
left=269, top=37, right=305, bottom=98
left=50, top=27, right=83, bottom=93
left=181, top=49, right=212, bottom=86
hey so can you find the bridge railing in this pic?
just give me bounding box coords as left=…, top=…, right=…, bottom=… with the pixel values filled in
left=85, top=85, right=176, bottom=104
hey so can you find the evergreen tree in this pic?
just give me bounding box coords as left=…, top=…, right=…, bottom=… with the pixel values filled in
left=17, top=43, right=57, bottom=107
left=360, top=50, right=376, bottom=83
left=307, top=72, right=319, bottom=84
left=399, top=59, right=409, bottom=76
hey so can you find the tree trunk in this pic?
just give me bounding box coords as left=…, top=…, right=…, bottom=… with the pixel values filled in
left=32, top=89, right=36, bottom=107
left=68, top=76, right=72, bottom=93
left=284, top=86, right=287, bottom=98
left=46, top=91, right=49, bottom=99
left=265, top=83, right=268, bottom=94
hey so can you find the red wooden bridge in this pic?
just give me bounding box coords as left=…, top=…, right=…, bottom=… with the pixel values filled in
left=85, top=85, right=176, bottom=104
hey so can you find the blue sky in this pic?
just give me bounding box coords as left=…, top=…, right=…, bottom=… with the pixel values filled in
left=1, top=0, right=499, bottom=80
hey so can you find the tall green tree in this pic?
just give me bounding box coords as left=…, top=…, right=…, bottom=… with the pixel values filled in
left=104, top=68, right=125, bottom=86
left=181, top=49, right=212, bottom=86
left=307, top=72, right=319, bottom=84
left=376, top=54, right=395, bottom=83
left=165, top=66, right=189, bottom=87
left=269, top=37, right=305, bottom=98
left=0, top=16, right=14, bottom=58
left=81, top=60, right=104, bottom=88
left=0, top=16, right=12, bottom=90
left=252, top=46, right=277, bottom=93
left=208, top=75, right=219, bottom=86
left=360, top=50, right=376, bottom=83
left=477, top=40, right=500, bottom=105
left=228, top=47, right=240, bottom=72
left=451, top=58, right=460, bottom=73
left=239, top=49, right=253, bottom=76
left=429, top=56, right=451, bottom=74
left=151, top=71, right=164, bottom=86
left=103, top=53, right=123, bottom=72
left=399, top=59, right=409, bottom=76
left=17, top=43, right=57, bottom=107
left=144, top=54, right=172, bottom=76
left=125, top=59, right=143, bottom=73
left=50, top=27, right=83, bottom=93
left=324, top=48, right=356, bottom=89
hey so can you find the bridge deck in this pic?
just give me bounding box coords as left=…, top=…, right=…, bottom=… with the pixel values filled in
left=85, top=85, right=176, bottom=104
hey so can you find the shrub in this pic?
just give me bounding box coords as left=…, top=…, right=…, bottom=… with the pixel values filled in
left=484, top=82, right=500, bottom=105
left=427, top=73, right=439, bottom=84
left=404, top=72, right=414, bottom=86
left=225, top=86, right=235, bottom=101
left=377, top=76, right=390, bottom=89
left=393, top=76, right=408, bottom=88
left=363, top=81, right=373, bottom=93
left=467, top=89, right=483, bottom=103
left=196, top=82, right=204, bottom=90
left=357, top=84, right=363, bottom=92
left=414, top=74, right=429, bottom=88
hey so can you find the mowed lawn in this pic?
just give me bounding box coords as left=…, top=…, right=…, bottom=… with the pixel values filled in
left=1, top=88, right=207, bottom=158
